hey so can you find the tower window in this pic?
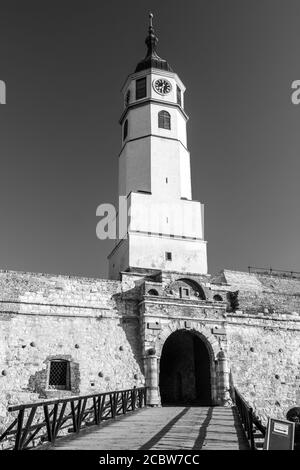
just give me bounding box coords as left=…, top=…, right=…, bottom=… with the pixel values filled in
left=136, top=77, right=146, bottom=100
left=48, top=360, right=70, bottom=390
left=158, top=110, right=171, bottom=130
left=123, top=119, right=128, bottom=140
left=165, top=252, right=172, bottom=261
left=125, top=90, right=130, bottom=107
left=177, top=85, right=182, bottom=106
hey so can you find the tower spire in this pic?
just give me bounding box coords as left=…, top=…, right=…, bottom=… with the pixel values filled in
left=145, top=12, right=159, bottom=59
left=134, top=13, right=173, bottom=73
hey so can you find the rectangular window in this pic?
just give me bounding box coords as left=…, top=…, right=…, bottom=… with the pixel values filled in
left=136, top=77, right=147, bottom=100
left=48, top=360, right=70, bottom=390
left=180, top=287, right=190, bottom=298
left=177, top=85, right=182, bottom=106
left=165, top=252, right=172, bottom=261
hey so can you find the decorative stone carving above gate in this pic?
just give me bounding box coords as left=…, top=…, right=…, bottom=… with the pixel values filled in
left=163, top=278, right=206, bottom=300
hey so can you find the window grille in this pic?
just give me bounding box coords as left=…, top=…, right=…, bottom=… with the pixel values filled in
left=48, top=360, right=70, bottom=390
left=165, top=252, right=172, bottom=261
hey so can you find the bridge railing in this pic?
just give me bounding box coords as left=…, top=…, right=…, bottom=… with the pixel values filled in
left=0, top=387, right=147, bottom=450
left=248, top=266, right=300, bottom=279
left=233, top=388, right=266, bottom=450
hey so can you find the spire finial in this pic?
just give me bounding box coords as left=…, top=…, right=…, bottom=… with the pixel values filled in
left=145, top=11, right=158, bottom=58
left=149, top=12, right=153, bottom=29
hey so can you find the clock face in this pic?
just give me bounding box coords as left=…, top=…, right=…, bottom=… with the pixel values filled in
left=153, top=78, right=172, bottom=95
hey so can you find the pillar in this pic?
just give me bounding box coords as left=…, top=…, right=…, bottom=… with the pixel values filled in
left=217, top=350, right=233, bottom=406
left=145, top=354, right=160, bottom=406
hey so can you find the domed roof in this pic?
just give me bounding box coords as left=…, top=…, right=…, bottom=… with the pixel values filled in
left=135, top=13, right=173, bottom=73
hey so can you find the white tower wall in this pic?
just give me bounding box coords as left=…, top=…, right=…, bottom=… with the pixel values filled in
left=108, top=25, right=207, bottom=278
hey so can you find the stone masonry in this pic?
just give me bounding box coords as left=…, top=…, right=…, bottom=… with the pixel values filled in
left=0, top=267, right=299, bottom=438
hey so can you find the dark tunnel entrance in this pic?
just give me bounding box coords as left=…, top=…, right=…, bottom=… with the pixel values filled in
left=159, top=330, right=212, bottom=406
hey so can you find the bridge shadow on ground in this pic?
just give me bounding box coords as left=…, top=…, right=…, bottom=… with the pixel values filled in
left=139, top=407, right=191, bottom=450
left=47, top=406, right=249, bottom=450
left=140, top=406, right=249, bottom=451
left=194, top=407, right=249, bottom=450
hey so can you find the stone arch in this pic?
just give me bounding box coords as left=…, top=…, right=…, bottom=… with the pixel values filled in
left=155, top=320, right=220, bottom=360
left=177, top=278, right=206, bottom=299
left=154, top=320, right=221, bottom=405
left=144, top=320, right=230, bottom=406
left=164, top=278, right=206, bottom=300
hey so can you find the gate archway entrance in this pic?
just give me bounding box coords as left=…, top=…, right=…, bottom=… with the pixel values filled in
left=159, top=330, right=212, bottom=405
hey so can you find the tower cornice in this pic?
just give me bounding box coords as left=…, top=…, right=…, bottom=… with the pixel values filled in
left=118, top=133, right=190, bottom=157
left=119, top=98, right=189, bottom=125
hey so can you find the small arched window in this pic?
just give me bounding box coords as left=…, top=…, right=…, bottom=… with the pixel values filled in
left=123, top=119, right=128, bottom=141
left=158, top=110, right=171, bottom=130
left=148, top=289, right=159, bottom=296
left=213, top=294, right=223, bottom=302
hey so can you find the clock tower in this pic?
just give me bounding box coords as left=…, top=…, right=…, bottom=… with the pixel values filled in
left=108, top=14, right=208, bottom=278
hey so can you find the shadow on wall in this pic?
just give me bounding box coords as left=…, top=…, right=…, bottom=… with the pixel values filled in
left=112, top=290, right=144, bottom=379
left=159, top=330, right=212, bottom=406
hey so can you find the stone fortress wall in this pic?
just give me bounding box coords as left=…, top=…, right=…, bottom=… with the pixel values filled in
left=0, top=270, right=143, bottom=432
left=220, top=270, right=300, bottom=421
left=0, top=268, right=299, bottom=433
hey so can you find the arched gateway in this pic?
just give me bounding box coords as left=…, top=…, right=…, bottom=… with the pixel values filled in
left=144, top=321, right=232, bottom=407
left=159, top=330, right=211, bottom=405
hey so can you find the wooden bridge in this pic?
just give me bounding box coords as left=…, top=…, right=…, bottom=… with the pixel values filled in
left=0, top=387, right=265, bottom=451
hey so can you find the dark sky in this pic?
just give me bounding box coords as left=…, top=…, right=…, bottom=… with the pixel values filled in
left=0, top=0, right=299, bottom=279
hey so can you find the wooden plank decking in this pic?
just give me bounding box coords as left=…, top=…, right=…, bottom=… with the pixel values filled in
left=50, top=406, right=249, bottom=450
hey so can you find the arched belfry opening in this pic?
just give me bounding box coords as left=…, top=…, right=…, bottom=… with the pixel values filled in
left=159, top=330, right=212, bottom=406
